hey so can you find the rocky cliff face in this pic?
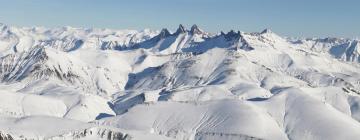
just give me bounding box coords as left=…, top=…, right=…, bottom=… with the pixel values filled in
left=48, top=127, right=131, bottom=140
left=0, top=132, right=14, bottom=140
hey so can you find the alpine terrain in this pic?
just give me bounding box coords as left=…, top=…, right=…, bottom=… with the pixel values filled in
left=0, top=23, right=360, bottom=140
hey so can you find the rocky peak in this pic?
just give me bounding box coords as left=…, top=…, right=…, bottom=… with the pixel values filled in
left=158, top=28, right=171, bottom=38
left=223, top=30, right=241, bottom=41
left=0, top=131, right=14, bottom=140
left=174, top=24, right=186, bottom=35
left=261, top=28, right=273, bottom=34
left=190, top=24, right=203, bottom=34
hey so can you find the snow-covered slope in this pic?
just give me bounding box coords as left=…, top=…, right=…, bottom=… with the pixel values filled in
left=0, top=23, right=360, bottom=140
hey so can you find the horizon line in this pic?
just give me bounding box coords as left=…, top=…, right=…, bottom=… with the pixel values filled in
left=1, top=22, right=359, bottom=40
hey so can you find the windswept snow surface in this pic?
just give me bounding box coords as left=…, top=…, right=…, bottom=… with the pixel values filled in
left=0, top=23, right=360, bottom=140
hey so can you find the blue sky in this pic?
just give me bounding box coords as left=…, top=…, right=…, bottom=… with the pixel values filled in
left=0, top=0, right=359, bottom=38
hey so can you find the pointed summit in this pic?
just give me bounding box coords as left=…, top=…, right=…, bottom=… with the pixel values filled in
left=220, top=31, right=226, bottom=36
left=190, top=24, right=203, bottom=34
left=261, top=28, right=273, bottom=34
left=159, top=28, right=171, bottom=38
left=175, top=24, right=186, bottom=35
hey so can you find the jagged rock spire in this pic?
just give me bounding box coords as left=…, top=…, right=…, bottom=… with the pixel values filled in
left=223, top=30, right=241, bottom=41
left=159, top=28, right=171, bottom=38
left=220, top=31, right=226, bottom=36
left=175, top=24, right=186, bottom=35
left=190, top=24, right=203, bottom=34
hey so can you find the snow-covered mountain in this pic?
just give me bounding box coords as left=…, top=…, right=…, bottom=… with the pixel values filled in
left=0, top=23, right=360, bottom=140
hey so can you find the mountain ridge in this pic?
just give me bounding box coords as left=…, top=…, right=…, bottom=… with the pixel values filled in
left=0, top=23, right=360, bottom=140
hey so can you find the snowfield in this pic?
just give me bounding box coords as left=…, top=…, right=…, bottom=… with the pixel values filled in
left=0, top=23, right=360, bottom=140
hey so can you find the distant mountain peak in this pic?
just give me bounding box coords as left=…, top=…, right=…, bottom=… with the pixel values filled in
left=0, top=23, right=8, bottom=31
left=261, top=28, right=273, bottom=34
left=220, top=31, right=226, bottom=36
left=159, top=28, right=171, bottom=38
left=221, top=30, right=241, bottom=41
left=190, top=24, right=203, bottom=34
left=175, top=24, right=186, bottom=35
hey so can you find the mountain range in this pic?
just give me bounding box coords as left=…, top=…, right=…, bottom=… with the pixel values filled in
left=0, top=23, right=360, bottom=140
